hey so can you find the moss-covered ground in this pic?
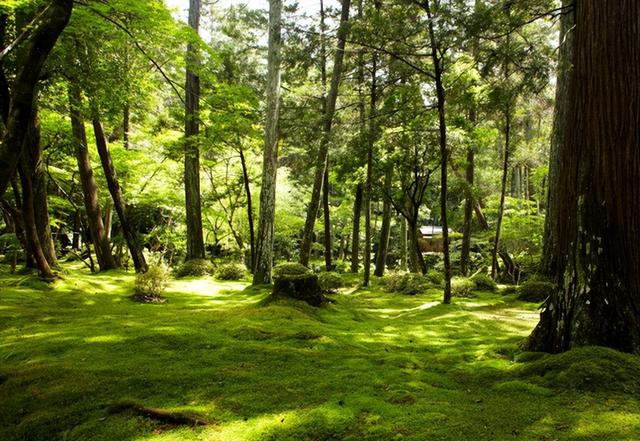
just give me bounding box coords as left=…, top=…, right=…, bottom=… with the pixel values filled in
left=2, top=264, right=640, bottom=440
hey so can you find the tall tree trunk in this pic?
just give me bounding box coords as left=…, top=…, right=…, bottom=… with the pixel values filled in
left=238, top=143, right=255, bottom=272
left=542, top=0, right=574, bottom=276
left=363, top=39, right=377, bottom=287
left=407, top=219, right=426, bottom=274
left=253, top=0, right=283, bottom=284
left=184, top=0, right=205, bottom=260
left=527, top=0, right=640, bottom=353
left=68, top=84, right=116, bottom=271
left=424, top=0, right=452, bottom=303
left=460, top=145, right=474, bottom=276
left=399, top=216, right=408, bottom=271
left=322, top=167, right=333, bottom=270
left=350, top=183, right=363, bottom=272
left=123, top=102, right=130, bottom=150
left=92, top=113, right=148, bottom=273
left=299, top=0, right=351, bottom=266
left=0, top=0, right=72, bottom=197
left=374, top=166, right=393, bottom=276
left=491, top=102, right=511, bottom=280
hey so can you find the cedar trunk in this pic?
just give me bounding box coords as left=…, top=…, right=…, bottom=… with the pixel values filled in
left=374, top=167, right=393, bottom=276
left=350, top=184, right=363, bottom=272
left=526, top=0, right=640, bottom=353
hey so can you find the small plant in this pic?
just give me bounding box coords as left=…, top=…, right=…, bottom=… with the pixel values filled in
left=318, top=272, right=343, bottom=293
left=215, top=263, right=246, bottom=281
left=425, top=270, right=444, bottom=287
left=451, top=277, right=475, bottom=298
left=471, top=273, right=497, bottom=291
left=383, top=272, right=430, bottom=295
left=134, top=263, right=170, bottom=302
left=174, top=258, right=215, bottom=278
left=517, top=279, right=556, bottom=302
left=273, top=262, right=311, bottom=277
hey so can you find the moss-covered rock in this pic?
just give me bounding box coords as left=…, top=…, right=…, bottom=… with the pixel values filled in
left=271, top=273, right=325, bottom=306
left=273, top=262, right=311, bottom=277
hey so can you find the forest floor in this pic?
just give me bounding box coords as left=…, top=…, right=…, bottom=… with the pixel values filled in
left=1, top=263, right=640, bottom=441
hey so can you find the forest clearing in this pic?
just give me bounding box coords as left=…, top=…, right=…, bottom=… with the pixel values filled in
left=1, top=0, right=639, bottom=439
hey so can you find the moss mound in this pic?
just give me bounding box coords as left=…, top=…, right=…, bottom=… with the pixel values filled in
left=318, top=271, right=343, bottom=293
left=517, top=279, right=556, bottom=302
left=270, top=273, right=325, bottom=306
left=517, top=346, right=640, bottom=394
left=215, top=263, right=246, bottom=280
left=471, top=273, right=497, bottom=291
left=174, top=259, right=215, bottom=278
left=273, top=262, right=311, bottom=277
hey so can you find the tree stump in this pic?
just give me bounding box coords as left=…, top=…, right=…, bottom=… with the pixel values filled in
left=271, top=273, right=325, bottom=306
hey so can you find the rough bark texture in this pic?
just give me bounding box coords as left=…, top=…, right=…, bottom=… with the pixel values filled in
left=399, top=216, right=408, bottom=271
left=92, top=114, right=148, bottom=273
left=68, top=84, right=116, bottom=271
left=253, top=0, right=282, bottom=284
left=322, top=167, right=333, bottom=270
left=0, top=0, right=72, bottom=197
left=460, top=146, right=474, bottom=276
left=363, top=44, right=377, bottom=287
left=491, top=103, right=511, bottom=280
left=526, top=0, right=640, bottom=354
left=374, top=166, right=393, bottom=277
left=184, top=0, right=205, bottom=261
left=299, top=0, right=351, bottom=266
left=542, top=0, right=574, bottom=276
left=350, top=183, right=363, bottom=273
left=238, top=144, right=255, bottom=272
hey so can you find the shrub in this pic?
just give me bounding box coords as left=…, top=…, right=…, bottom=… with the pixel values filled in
left=215, top=263, right=246, bottom=281
left=471, top=273, right=497, bottom=291
left=273, top=262, right=311, bottom=277
left=451, top=277, right=475, bottom=298
left=135, top=263, right=170, bottom=301
left=425, top=270, right=444, bottom=287
left=174, top=258, right=215, bottom=278
left=517, top=279, right=556, bottom=302
left=384, top=272, right=430, bottom=295
left=318, top=272, right=343, bottom=293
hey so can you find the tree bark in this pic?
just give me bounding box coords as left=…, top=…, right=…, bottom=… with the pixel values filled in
left=374, top=166, right=393, bottom=276
left=460, top=145, right=474, bottom=276
left=491, top=103, right=511, bottom=280
left=68, top=83, right=116, bottom=271
left=184, top=0, right=205, bottom=261
left=299, top=0, right=351, bottom=266
left=0, top=0, right=73, bottom=198
left=399, top=216, right=408, bottom=271
left=253, top=0, right=282, bottom=284
left=322, top=167, right=333, bottom=270
left=92, top=113, right=148, bottom=273
left=350, top=183, right=363, bottom=272
left=363, top=38, right=377, bottom=287
left=542, top=0, right=574, bottom=276
left=238, top=143, right=255, bottom=272
left=526, top=0, right=640, bottom=353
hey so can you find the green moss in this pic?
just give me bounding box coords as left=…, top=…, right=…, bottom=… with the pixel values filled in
left=1, top=263, right=640, bottom=440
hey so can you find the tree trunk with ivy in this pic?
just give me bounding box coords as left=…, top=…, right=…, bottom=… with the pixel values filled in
left=526, top=0, right=640, bottom=353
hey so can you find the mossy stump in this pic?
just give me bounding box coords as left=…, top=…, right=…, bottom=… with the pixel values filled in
left=271, top=273, right=325, bottom=306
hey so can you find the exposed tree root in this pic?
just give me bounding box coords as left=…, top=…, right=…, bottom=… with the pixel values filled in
left=107, top=401, right=210, bottom=426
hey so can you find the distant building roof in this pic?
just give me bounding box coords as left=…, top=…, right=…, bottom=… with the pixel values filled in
left=419, top=225, right=452, bottom=237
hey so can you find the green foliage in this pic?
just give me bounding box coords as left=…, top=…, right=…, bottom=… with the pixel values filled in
left=451, top=277, right=475, bottom=298
left=471, top=273, right=497, bottom=291
left=383, top=272, right=431, bottom=295
left=273, top=262, right=311, bottom=277
left=175, top=259, right=215, bottom=278
left=425, top=270, right=444, bottom=287
left=134, top=263, right=169, bottom=300
left=318, top=272, right=343, bottom=293
left=215, top=263, right=246, bottom=281
left=517, top=279, right=556, bottom=303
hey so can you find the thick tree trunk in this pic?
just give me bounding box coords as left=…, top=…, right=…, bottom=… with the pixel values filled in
left=399, top=216, right=408, bottom=271
left=350, top=183, right=363, bottom=272
left=542, top=0, right=574, bottom=276
left=92, top=114, right=148, bottom=273
left=374, top=167, right=393, bottom=277
left=184, top=0, right=205, bottom=261
left=299, top=0, right=351, bottom=266
left=527, top=0, right=640, bottom=353
left=68, top=84, right=116, bottom=271
left=0, top=0, right=72, bottom=198
left=407, top=220, right=426, bottom=274
left=253, top=0, right=282, bottom=284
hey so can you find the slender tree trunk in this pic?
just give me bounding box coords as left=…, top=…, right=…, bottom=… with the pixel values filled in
left=542, top=0, right=574, bottom=276
left=299, top=0, right=351, bottom=266
left=527, top=0, right=640, bottom=353
left=123, top=102, right=130, bottom=150
left=491, top=103, right=511, bottom=280
left=253, top=0, right=282, bottom=284
left=238, top=143, right=255, bottom=272
left=184, top=0, right=205, bottom=260
left=460, top=145, right=474, bottom=276
left=103, top=202, right=112, bottom=240
left=68, top=84, right=116, bottom=271
left=322, top=167, right=333, bottom=270
left=424, top=0, right=451, bottom=303
left=350, top=183, right=363, bottom=272
left=363, top=43, right=377, bottom=287
left=0, top=0, right=72, bottom=198
left=92, top=114, right=148, bottom=273
left=374, top=167, right=393, bottom=276
left=400, top=216, right=408, bottom=271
